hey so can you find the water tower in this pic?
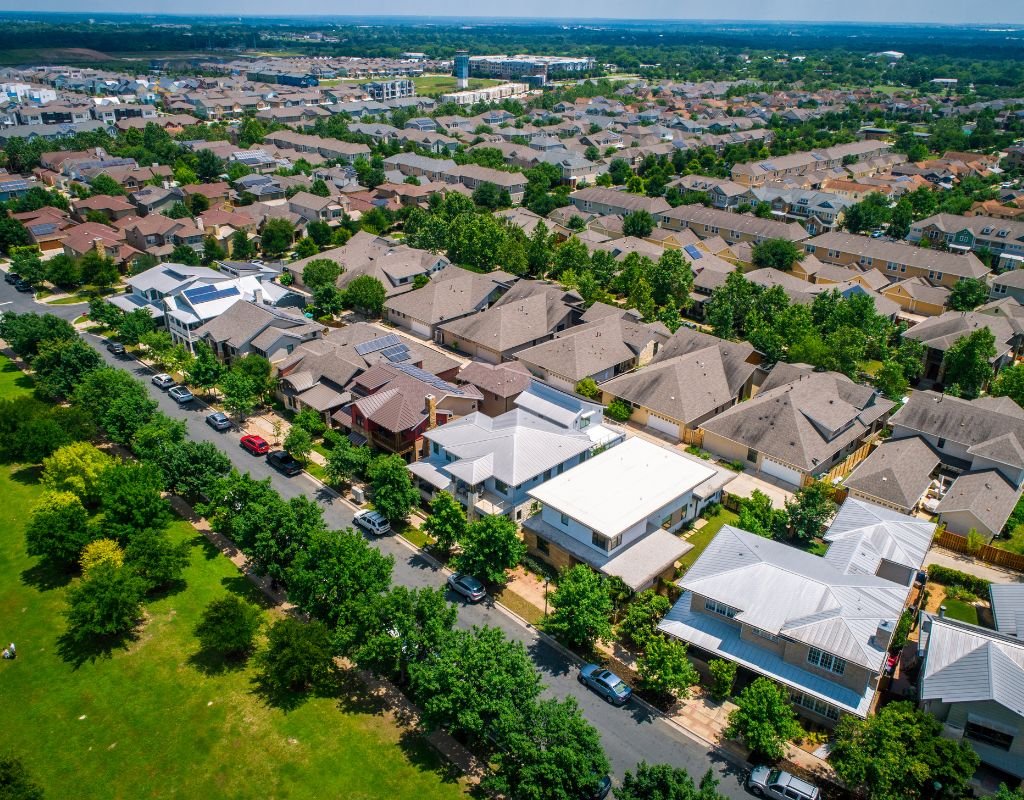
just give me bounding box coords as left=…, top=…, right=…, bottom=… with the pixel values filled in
left=454, top=50, right=470, bottom=90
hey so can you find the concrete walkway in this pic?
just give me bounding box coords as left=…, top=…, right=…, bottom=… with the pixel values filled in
left=925, top=546, right=1024, bottom=583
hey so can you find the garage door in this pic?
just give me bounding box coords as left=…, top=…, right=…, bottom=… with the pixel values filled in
left=760, top=458, right=802, bottom=487
left=409, top=319, right=432, bottom=339
left=646, top=413, right=680, bottom=440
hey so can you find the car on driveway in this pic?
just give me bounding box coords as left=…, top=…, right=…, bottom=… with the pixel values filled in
left=266, top=449, right=303, bottom=476
left=151, top=373, right=175, bottom=389
left=240, top=434, right=270, bottom=455
left=447, top=573, right=486, bottom=603
left=578, top=664, right=632, bottom=705
left=746, top=767, right=820, bottom=800
left=205, top=411, right=232, bottom=431
left=353, top=509, right=391, bottom=536
left=167, top=385, right=194, bottom=405
left=4, top=272, right=20, bottom=285
left=106, top=341, right=126, bottom=356
left=14, top=279, right=33, bottom=293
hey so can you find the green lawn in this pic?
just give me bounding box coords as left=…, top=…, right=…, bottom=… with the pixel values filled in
left=0, top=357, right=34, bottom=397
left=0, top=367, right=466, bottom=798
left=858, top=360, right=884, bottom=378
left=679, top=508, right=739, bottom=571
left=942, top=598, right=980, bottom=625
left=414, top=75, right=502, bottom=95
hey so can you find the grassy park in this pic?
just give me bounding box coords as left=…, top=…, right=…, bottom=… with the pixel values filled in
left=414, top=75, right=502, bottom=95
left=0, top=358, right=464, bottom=800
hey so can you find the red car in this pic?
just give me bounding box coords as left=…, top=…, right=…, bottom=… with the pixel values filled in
left=240, top=434, right=270, bottom=456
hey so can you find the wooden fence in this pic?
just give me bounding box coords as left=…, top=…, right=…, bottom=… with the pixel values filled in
left=934, top=529, right=1024, bottom=573
left=807, top=440, right=876, bottom=488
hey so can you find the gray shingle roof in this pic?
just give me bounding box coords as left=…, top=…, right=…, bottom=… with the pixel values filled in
left=843, top=437, right=940, bottom=511
left=891, top=391, right=1024, bottom=453
left=937, top=470, right=1021, bottom=535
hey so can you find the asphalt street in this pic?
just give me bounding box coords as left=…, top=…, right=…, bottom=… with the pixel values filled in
left=1, top=285, right=751, bottom=798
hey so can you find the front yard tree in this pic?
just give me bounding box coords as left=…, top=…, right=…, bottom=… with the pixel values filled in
left=453, top=514, right=526, bottom=586
left=25, top=490, right=93, bottom=567
left=784, top=481, right=837, bottom=542
left=943, top=327, right=997, bottom=399
left=194, top=595, right=264, bottom=659
left=637, top=635, right=700, bottom=699
left=544, top=564, right=613, bottom=650
left=323, top=437, right=372, bottom=486
left=284, top=426, right=313, bottom=463
left=344, top=275, right=387, bottom=317
left=257, top=617, right=335, bottom=694
left=617, top=763, right=725, bottom=800
left=64, top=562, right=148, bottom=643
left=623, top=210, right=655, bottom=238
left=124, top=528, right=190, bottom=592
left=301, top=258, right=342, bottom=290
left=422, top=490, right=467, bottom=555
left=724, top=677, right=803, bottom=760
left=218, top=370, right=258, bottom=420
left=708, top=658, right=738, bottom=702
left=619, top=589, right=671, bottom=648
left=367, top=454, right=419, bottom=522
left=185, top=342, right=223, bottom=395
left=260, top=218, right=294, bottom=257
left=487, top=697, right=611, bottom=800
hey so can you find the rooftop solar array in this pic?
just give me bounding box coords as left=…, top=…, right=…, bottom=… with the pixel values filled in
left=0, top=179, right=29, bottom=192
left=393, top=362, right=465, bottom=394
left=29, top=222, right=58, bottom=236
left=353, top=333, right=402, bottom=356
left=182, top=284, right=239, bottom=304
left=380, top=343, right=411, bottom=362
left=683, top=244, right=703, bottom=261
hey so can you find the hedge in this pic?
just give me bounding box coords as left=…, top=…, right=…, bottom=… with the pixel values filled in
left=926, top=564, right=990, bottom=598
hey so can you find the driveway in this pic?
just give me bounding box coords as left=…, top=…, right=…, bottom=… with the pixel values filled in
left=925, top=547, right=1024, bottom=584
left=2, top=285, right=752, bottom=797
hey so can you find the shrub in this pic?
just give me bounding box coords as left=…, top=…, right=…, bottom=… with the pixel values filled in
left=605, top=398, right=632, bottom=422
left=890, top=608, right=915, bottom=651
left=927, top=565, right=990, bottom=598
left=80, top=538, right=124, bottom=577
left=686, top=445, right=711, bottom=460
left=708, top=658, right=737, bottom=702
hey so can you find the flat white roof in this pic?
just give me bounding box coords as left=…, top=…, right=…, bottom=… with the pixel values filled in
left=528, top=437, right=716, bottom=537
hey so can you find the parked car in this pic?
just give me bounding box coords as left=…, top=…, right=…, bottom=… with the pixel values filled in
left=14, top=279, right=33, bottom=293
left=267, top=450, right=303, bottom=476
left=205, top=411, right=232, bottom=431
left=106, top=341, right=126, bottom=356
left=447, top=573, right=486, bottom=603
left=167, top=385, right=194, bottom=405
left=585, top=775, right=612, bottom=800
left=578, top=664, right=632, bottom=705
left=151, top=373, right=175, bottom=390
left=240, top=434, right=270, bottom=456
left=746, top=767, right=820, bottom=800
left=353, top=509, right=391, bottom=536
left=4, top=272, right=20, bottom=285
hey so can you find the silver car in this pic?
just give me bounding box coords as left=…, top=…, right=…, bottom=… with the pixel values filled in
left=447, top=573, right=486, bottom=603
left=353, top=509, right=391, bottom=536
left=151, top=373, right=175, bottom=390
left=578, top=664, right=632, bottom=705
left=746, top=767, right=820, bottom=800
left=168, top=385, right=194, bottom=405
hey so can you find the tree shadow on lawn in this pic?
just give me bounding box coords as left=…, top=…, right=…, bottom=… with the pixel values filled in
left=20, top=558, right=74, bottom=591
left=397, top=729, right=465, bottom=786
left=188, top=645, right=254, bottom=677
left=145, top=577, right=188, bottom=603
left=56, top=626, right=138, bottom=669
left=10, top=465, right=42, bottom=485
left=219, top=574, right=276, bottom=608
left=250, top=663, right=346, bottom=714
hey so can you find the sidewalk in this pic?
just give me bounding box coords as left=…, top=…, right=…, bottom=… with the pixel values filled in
left=925, top=546, right=1024, bottom=583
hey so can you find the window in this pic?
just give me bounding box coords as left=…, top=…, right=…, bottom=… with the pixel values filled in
left=544, top=469, right=552, bottom=481
left=937, top=437, right=946, bottom=449
left=751, top=626, right=780, bottom=643
left=965, top=721, right=1014, bottom=751
left=807, top=647, right=846, bottom=675
left=792, top=692, right=840, bottom=721
left=704, top=598, right=738, bottom=618
left=536, top=537, right=550, bottom=555
left=431, top=442, right=440, bottom=456
left=747, top=448, right=758, bottom=463
left=996, top=284, right=1007, bottom=295
left=560, top=512, right=569, bottom=526
left=591, top=530, right=621, bottom=551
left=494, top=479, right=508, bottom=495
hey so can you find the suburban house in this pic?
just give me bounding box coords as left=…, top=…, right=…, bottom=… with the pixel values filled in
left=513, top=309, right=670, bottom=391
left=195, top=300, right=324, bottom=365
left=408, top=381, right=624, bottom=521
left=902, top=305, right=1023, bottom=386
left=287, top=191, right=346, bottom=225
left=730, top=141, right=894, bottom=187
left=455, top=361, right=533, bottom=416
left=991, top=271, right=1024, bottom=304
left=437, top=280, right=585, bottom=363
left=888, top=391, right=1024, bottom=539
left=918, top=612, right=1024, bottom=778
left=599, top=328, right=759, bottom=444
left=383, top=266, right=516, bottom=340
left=803, top=232, right=990, bottom=289
left=658, top=205, right=809, bottom=247
left=523, top=437, right=731, bottom=591
left=568, top=186, right=672, bottom=218
left=660, top=498, right=934, bottom=725
left=882, top=277, right=951, bottom=319
left=383, top=153, right=457, bottom=183
left=699, top=363, right=894, bottom=488
left=909, top=213, right=1024, bottom=270
left=121, top=215, right=205, bottom=260
left=442, top=164, right=528, bottom=204
left=990, top=583, right=1024, bottom=638
left=842, top=437, right=941, bottom=514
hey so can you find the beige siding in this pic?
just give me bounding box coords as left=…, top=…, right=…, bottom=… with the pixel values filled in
left=782, top=640, right=874, bottom=695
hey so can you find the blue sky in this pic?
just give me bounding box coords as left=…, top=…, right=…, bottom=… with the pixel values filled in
left=1, top=1, right=1023, bottom=23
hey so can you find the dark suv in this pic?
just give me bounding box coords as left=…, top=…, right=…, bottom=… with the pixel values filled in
left=266, top=450, right=303, bottom=476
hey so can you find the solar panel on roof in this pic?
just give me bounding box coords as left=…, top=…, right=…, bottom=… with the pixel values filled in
left=354, top=333, right=402, bottom=356
left=393, top=362, right=463, bottom=394
left=183, top=284, right=219, bottom=301
left=29, top=222, right=58, bottom=236
left=198, top=286, right=240, bottom=303
left=683, top=244, right=703, bottom=261
left=0, top=180, right=29, bottom=191
left=381, top=343, right=411, bottom=362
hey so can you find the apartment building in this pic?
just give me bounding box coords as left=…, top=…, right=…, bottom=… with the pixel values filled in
left=731, top=141, right=894, bottom=187
left=659, top=204, right=808, bottom=246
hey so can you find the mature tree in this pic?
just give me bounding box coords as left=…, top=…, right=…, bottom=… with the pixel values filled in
left=306, top=221, right=333, bottom=249
left=293, top=237, right=318, bottom=260
left=256, top=617, right=335, bottom=694
left=124, top=527, right=190, bottom=592
left=344, top=585, right=457, bottom=684
left=650, top=249, right=694, bottom=309
left=283, top=426, right=313, bottom=462
left=842, top=192, right=891, bottom=234
left=117, top=308, right=157, bottom=346
left=0, top=752, right=46, bottom=800
left=705, top=271, right=756, bottom=340
left=25, top=490, right=93, bottom=567
left=737, top=490, right=786, bottom=539
left=992, top=362, right=1024, bottom=408
left=617, top=763, right=725, bottom=800
left=637, top=635, right=700, bottom=699
left=99, top=462, right=171, bottom=542
left=184, top=341, right=223, bottom=395
left=79, top=249, right=120, bottom=287
left=194, top=595, right=264, bottom=659
left=785, top=481, right=837, bottom=542
left=619, top=590, right=672, bottom=649
left=288, top=527, right=394, bottom=629
left=260, top=218, right=295, bottom=257
left=0, top=400, right=93, bottom=464
left=323, top=436, right=373, bottom=486
left=708, top=659, right=738, bottom=702
left=74, top=368, right=157, bottom=445
left=949, top=277, right=991, bottom=311
left=41, top=442, right=112, bottom=507
left=80, top=538, right=125, bottom=577
left=367, top=454, right=419, bottom=522
left=422, top=490, right=467, bottom=555
left=943, top=327, right=997, bottom=399
left=218, top=370, right=258, bottom=419
left=545, top=564, right=613, bottom=650
left=526, top=221, right=554, bottom=278
left=88, top=174, right=127, bottom=197
left=875, top=360, right=909, bottom=400
left=230, top=354, right=275, bottom=402
left=0, top=216, right=31, bottom=255
left=168, top=243, right=200, bottom=266
left=0, top=312, right=76, bottom=361
left=45, top=252, right=83, bottom=288
left=155, top=440, right=231, bottom=499
left=31, top=337, right=102, bottom=400
left=472, top=181, right=509, bottom=210
left=245, top=495, right=325, bottom=587
left=830, top=701, right=980, bottom=800
left=301, top=258, right=342, bottom=290
left=64, top=562, right=147, bottom=643
left=196, top=148, right=226, bottom=182
left=623, top=210, right=655, bottom=238
left=724, top=677, right=803, bottom=760
left=487, top=697, right=611, bottom=800
left=454, top=514, right=526, bottom=586
left=292, top=408, right=327, bottom=439
left=751, top=238, right=804, bottom=271
left=344, top=275, right=387, bottom=316
left=409, top=625, right=541, bottom=746
left=551, top=236, right=590, bottom=280
left=230, top=230, right=255, bottom=260
left=996, top=786, right=1024, bottom=800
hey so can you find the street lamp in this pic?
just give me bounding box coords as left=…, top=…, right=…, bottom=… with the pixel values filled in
left=544, top=577, right=550, bottom=617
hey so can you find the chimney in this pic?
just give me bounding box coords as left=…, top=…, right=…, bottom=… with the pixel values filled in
left=92, top=237, right=104, bottom=255
left=196, top=216, right=204, bottom=232
left=162, top=179, right=170, bottom=190
left=253, top=287, right=263, bottom=306
left=874, top=619, right=894, bottom=649
left=939, top=605, right=947, bottom=618
left=426, top=394, right=437, bottom=429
